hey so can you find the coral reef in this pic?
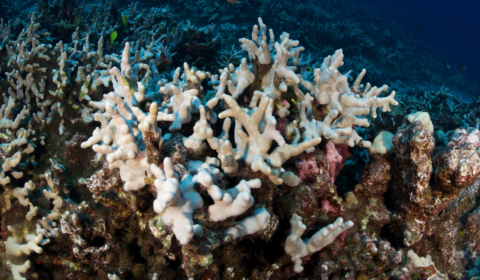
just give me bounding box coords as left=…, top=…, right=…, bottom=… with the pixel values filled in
left=0, top=1, right=478, bottom=279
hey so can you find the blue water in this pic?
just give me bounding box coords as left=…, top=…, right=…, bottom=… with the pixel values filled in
left=365, top=0, right=480, bottom=88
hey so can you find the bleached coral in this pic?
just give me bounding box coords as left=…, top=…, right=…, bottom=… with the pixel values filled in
left=36, top=217, right=60, bottom=238
left=194, top=161, right=262, bottom=221
left=182, top=105, right=212, bottom=149
left=6, top=260, right=30, bottom=280
left=83, top=95, right=150, bottom=191
left=76, top=18, right=398, bottom=260
left=285, top=214, right=354, bottom=273
left=150, top=157, right=203, bottom=245
left=370, top=131, right=395, bottom=154
left=157, top=62, right=209, bottom=131
left=108, top=273, right=121, bottom=280
left=297, top=55, right=398, bottom=148
left=0, top=96, right=43, bottom=185
left=3, top=224, right=50, bottom=280
left=218, top=95, right=320, bottom=185
left=181, top=17, right=398, bottom=185
left=0, top=1, right=450, bottom=278
left=222, top=18, right=398, bottom=153
left=407, top=250, right=446, bottom=278
left=82, top=43, right=166, bottom=191
left=4, top=226, right=45, bottom=257
left=224, top=207, right=272, bottom=240
left=0, top=18, right=11, bottom=51
left=150, top=156, right=272, bottom=245
left=237, top=18, right=303, bottom=101
left=2, top=180, right=36, bottom=213
left=42, top=174, right=63, bottom=221
left=6, top=14, right=52, bottom=72
left=401, top=111, right=434, bottom=133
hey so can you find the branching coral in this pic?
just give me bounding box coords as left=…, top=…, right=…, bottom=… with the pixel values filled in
left=150, top=157, right=203, bottom=245
left=150, top=156, right=273, bottom=245
left=2, top=3, right=475, bottom=279
left=285, top=214, right=353, bottom=273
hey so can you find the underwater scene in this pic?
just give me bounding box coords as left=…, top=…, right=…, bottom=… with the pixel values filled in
left=0, top=0, right=479, bottom=279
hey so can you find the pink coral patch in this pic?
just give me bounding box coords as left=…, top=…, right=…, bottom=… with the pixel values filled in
left=326, top=141, right=343, bottom=183
left=319, top=200, right=343, bottom=216
left=296, top=156, right=320, bottom=183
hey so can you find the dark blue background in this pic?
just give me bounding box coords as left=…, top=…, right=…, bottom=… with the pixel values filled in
left=365, top=0, right=480, bottom=85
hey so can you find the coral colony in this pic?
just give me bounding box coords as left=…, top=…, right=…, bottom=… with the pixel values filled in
left=0, top=1, right=480, bottom=279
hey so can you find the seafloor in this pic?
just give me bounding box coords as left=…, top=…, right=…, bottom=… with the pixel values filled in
left=0, top=0, right=480, bottom=279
